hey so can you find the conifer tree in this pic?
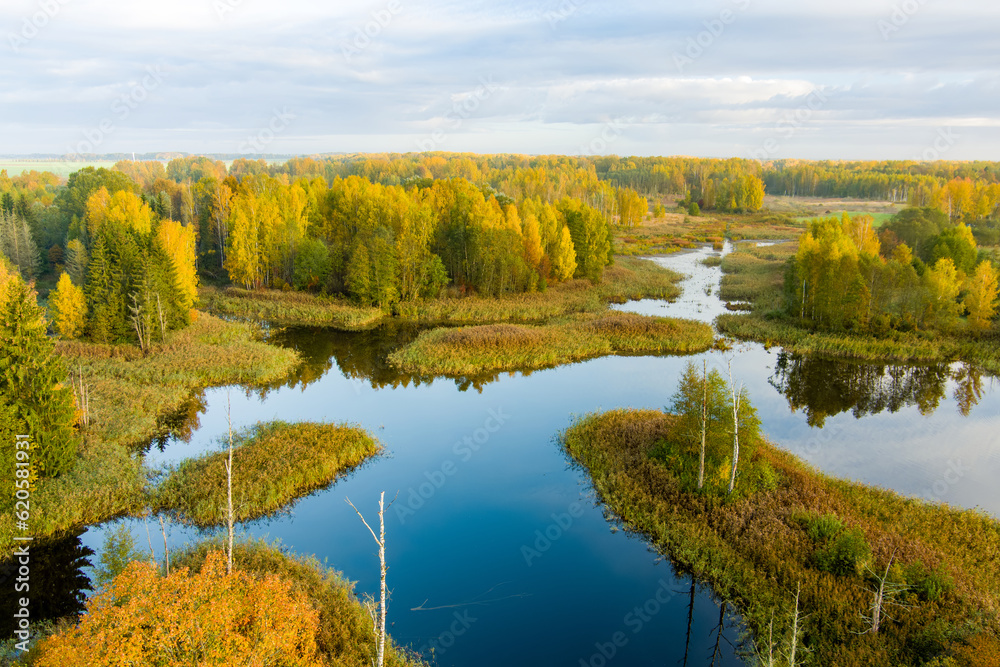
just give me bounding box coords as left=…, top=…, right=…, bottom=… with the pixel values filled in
left=0, top=277, right=78, bottom=477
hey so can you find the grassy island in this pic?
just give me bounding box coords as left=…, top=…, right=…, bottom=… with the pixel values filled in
left=387, top=312, right=714, bottom=377
left=155, top=421, right=382, bottom=527
left=563, top=408, right=1000, bottom=666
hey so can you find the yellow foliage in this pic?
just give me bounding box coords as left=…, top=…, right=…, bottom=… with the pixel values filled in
left=85, top=187, right=155, bottom=237
left=49, top=272, right=87, bottom=339
left=157, top=218, right=199, bottom=313
left=964, top=260, right=999, bottom=333
left=36, top=551, right=324, bottom=667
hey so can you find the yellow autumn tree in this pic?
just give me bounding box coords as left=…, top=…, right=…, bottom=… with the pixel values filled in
left=36, top=551, right=324, bottom=667
left=156, top=218, right=199, bottom=315
left=964, top=260, right=999, bottom=333
left=49, top=272, right=87, bottom=339
left=922, top=258, right=963, bottom=331
left=521, top=212, right=545, bottom=270
left=85, top=188, right=154, bottom=238
left=550, top=225, right=577, bottom=282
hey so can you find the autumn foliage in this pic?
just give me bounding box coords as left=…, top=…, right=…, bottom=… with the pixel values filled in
left=36, top=551, right=325, bottom=667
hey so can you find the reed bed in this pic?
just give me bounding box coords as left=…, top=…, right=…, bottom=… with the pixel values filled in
left=0, top=315, right=303, bottom=553
left=398, top=257, right=684, bottom=323
left=388, top=312, right=714, bottom=377
left=201, top=286, right=385, bottom=330
left=155, top=421, right=381, bottom=527
left=563, top=408, right=1000, bottom=666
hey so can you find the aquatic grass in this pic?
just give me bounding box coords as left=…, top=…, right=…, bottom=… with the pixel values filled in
left=56, top=313, right=301, bottom=449
left=200, top=286, right=385, bottom=330
left=156, top=539, right=425, bottom=667
left=388, top=312, right=714, bottom=377
left=0, top=314, right=302, bottom=554
left=716, top=314, right=1000, bottom=374
left=155, top=421, right=381, bottom=527
left=204, top=258, right=683, bottom=328
left=562, top=408, right=1000, bottom=665
left=397, top=256, right=684, bottom=323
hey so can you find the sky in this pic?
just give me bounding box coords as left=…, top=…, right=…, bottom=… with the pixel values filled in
left=2, top=0, right=999, bottom=160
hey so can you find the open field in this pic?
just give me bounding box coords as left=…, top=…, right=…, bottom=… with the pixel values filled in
left=0, top=160, right=117, bottom=179
left=765, top=195, right=903, bottom=218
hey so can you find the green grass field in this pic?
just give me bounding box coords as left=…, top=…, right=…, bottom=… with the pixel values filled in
left=795, top=211, right=895, bottom=227
left=0, top=160, right=118, bottom=179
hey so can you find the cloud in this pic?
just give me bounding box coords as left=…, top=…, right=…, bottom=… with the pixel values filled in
left=1, top=0, right=998, bottom=157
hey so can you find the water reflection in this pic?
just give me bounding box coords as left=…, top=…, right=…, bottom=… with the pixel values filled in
left=0, top=532, right=92, bottom=639
left=770, top=352, right=987, bottom=427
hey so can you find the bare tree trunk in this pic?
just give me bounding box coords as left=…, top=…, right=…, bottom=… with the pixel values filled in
left=347, top=492, right=388, bottom=667
left=143, top=516, right=156, bottom=564
left=156, top=293, right=166, bottom=342
left=226, top=392, right=235, bottom=575
left=728, top=360, right=742, bottom=495
left=787, top=582, right=803, bottom=666
left=158, top=515, right=170, bottom=576
left=699, top=360, right=707, bottom=489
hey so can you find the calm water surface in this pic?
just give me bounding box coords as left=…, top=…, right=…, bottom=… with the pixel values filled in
left=65, top=244, right=1000, bottom=665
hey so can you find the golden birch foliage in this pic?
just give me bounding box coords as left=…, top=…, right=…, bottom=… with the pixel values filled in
left=83, top=187, right=112, bottom=237
left=49, top=272, right=87, bottom=339
left=964, top=260, right=999, bottom=333
left=923, top=258, right=963, bottom=330
left=522, top=212, right=545, bottom=270
left=551, top=225, right=578, bottom=282
left=157, top=218, right=199, bottom=314
left=844, top=213, right=881, bottom=257
left=85, top=188, right=155, bottom=237
left=36, top=551, right=324, bottom=667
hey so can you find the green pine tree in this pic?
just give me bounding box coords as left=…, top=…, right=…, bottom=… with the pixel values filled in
left=0, top=278, right=79, bottom=478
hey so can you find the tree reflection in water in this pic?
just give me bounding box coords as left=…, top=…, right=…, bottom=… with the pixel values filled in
left=770, top=351, right=988, bottom=427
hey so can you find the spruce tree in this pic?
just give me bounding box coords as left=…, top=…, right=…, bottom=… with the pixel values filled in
left=0, top=278, right=78, bottom=477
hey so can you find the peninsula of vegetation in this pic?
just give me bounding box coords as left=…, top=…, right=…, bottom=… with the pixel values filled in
left=563, top=364, right=1000, bottom=666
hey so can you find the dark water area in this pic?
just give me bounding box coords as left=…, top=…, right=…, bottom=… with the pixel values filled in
left=18, top=242, right=995, bottom=665
left=0, top=532, right=92, bottom=639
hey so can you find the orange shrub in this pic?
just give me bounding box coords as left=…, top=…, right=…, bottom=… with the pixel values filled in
left=36, top=551, right=324, bottom=667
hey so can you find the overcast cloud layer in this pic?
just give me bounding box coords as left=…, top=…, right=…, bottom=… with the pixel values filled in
left=2, top=0, right=999, bottom=159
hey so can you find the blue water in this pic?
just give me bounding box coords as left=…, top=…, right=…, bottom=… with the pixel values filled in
left=78, top=244, right=1000, bottom=666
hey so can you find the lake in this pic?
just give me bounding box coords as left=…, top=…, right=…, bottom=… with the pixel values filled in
left=25, top=243, right=1000, bottom=665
